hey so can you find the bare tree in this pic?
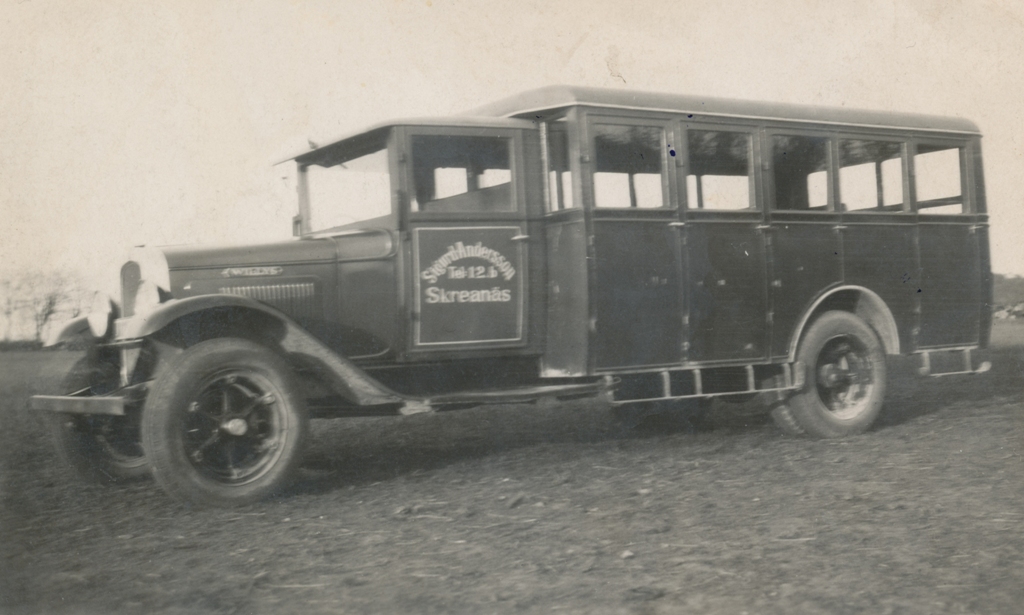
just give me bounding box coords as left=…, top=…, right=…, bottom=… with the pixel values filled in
left=0, top=271, right=86, bottom=342
left=0, top=278, right=17, bottom=341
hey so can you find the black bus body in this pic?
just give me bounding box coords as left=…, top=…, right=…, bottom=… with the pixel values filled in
left=32, top=86, right=991, bottom=506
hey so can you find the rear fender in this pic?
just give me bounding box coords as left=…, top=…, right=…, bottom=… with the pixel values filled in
left=788, top=285, right=900, bottom=361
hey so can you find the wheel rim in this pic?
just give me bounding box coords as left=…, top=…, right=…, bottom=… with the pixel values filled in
left=181, top=370, right=289, bottom=485
left=813, top=334, right=876, bottom=421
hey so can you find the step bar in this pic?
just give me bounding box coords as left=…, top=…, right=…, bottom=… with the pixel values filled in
left=608, top=362, right=806, bottom=406
left=917, top=347, right=991, bottom=377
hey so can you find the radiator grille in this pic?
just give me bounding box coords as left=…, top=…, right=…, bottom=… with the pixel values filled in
left=219, top=283, right=319, bottom=320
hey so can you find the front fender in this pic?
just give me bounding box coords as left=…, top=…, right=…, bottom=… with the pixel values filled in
left=117, top=294, right=406, bottom=408
left=45, top=315, right=93, bottom=347
left=115, top=294, right=279, bottom=340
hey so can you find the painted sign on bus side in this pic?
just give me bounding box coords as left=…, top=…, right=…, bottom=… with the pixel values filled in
left=413, top=227, right=524, bottom=346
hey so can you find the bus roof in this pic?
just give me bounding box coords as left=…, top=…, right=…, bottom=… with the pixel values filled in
left=285, top=116, right=536, bottom=164
left=467, top=85, right=981, bottom=135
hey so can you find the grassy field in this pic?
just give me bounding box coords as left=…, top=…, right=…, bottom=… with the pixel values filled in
left=1, top=323, right=1023, bottom=614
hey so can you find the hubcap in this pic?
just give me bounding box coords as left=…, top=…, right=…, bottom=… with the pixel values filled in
left=222, top=418, right=248, bottom=436
left=182, top=370, right=287, bottom=484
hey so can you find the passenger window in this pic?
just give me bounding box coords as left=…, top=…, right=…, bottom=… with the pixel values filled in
left=592, top=125, right=666, bottom=209
left=411, top=135, right=514, bottom=213
left=807, top=170, right=829, bottom=209
left=839, top=140, right=904, bottom=212
left=772, top=135, right=830, bottom=211
left=915, top=145, right=965, bottom=214
left=686, top=130, right=752, bottom=210
left=547, top=127, right=575, bottom=211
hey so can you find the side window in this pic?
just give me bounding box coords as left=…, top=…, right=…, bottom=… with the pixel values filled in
left=546, top=127, right=575, bottom=211
left=686, top=129, right=752, bottom=210
left=592, top=124, right=666, bottom=209
left=915, top=145, right=965, bottom=214
left=411, top=135, right=514, bottom=213
left=772, top=135, right=830, bottom=211
left=839, top=140, right=904, bottom=212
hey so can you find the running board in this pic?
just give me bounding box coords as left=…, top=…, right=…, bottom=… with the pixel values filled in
left=608, top=363, right=805, bottom=406
left=917, top=348, right=991, bottom=377
left=400, top=381, right=608, bottom=414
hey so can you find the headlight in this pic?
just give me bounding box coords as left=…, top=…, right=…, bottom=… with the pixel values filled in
left=120, top=247, right=170, bottom=317
left=134, top=280, right=163, bottom=316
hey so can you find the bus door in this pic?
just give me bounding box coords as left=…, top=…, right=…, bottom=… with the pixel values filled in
left=913, top=140, right=981, bottom=347
left=764, top=131, right=843, bottom=358
left=402, top=126, right=532, bottom=352
left=539, top=119, right=590, bottom=376
left=681, top=125, right=769, bottom=363
left=584, top=115, right=684, bottom=370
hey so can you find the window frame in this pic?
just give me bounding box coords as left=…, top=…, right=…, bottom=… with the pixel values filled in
left=835, top=134, right=910, bottom=214
left=678, top=121, right=760, bottom=213
left=401, top=125, right=526, bottom=222
left=583, top=114, right=677, bottom=212
left=296, top=127, right=399, bottom=236
left=910, top=137, right=972, bottom=215
left=542, top=118, right=579, bottom=214
left=764, top=127, right=836, bottom=214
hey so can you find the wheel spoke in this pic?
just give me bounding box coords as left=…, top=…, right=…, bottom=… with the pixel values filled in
left=226, top=439, right=236, bottom=474
left=229, top=380, right=260, bottom=400
left=237, top=393, right=276, bottom=418
left=190, top=430, right=221, bottom=463
left=220, top=388, right=231, bottom=417
left=191, top=404, right=221, bottom=423
left=257, top=438, right=279, bottom=454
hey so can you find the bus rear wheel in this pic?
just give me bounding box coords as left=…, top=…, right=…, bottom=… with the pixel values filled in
left=771, top=311, right=886, bottom=438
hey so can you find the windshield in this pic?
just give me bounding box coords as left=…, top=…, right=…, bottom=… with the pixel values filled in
left=303, top=137, right=392, bottom=233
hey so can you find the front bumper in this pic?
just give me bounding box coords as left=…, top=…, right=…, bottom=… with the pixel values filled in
left=30, top=394, right=126, bottom=416
left=30, top=382, right=148, bottom=416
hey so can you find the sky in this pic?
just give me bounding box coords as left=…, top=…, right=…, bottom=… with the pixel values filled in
left=3, top=0, right=1024, bottom=301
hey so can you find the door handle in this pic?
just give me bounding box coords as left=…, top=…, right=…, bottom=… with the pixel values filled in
left=668, top=222, right=686, bottom=227
left=511, top=234, right=530, bottom=242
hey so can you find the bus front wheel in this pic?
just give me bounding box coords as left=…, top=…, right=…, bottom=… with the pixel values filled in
left=142, top=338, right=308, bottom=507
left=771, top=311, right=887, bottom=438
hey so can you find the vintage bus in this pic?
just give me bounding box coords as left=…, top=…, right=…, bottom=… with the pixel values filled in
left=33, top=86, right=991, bottom=506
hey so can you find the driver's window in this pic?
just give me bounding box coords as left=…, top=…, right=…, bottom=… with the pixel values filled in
left=411, top=135, right=514, bottom=213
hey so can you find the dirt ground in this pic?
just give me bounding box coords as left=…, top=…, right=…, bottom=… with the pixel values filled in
left=1, top=323, right=1023, bottom=615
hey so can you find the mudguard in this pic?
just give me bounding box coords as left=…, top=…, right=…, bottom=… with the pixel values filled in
left=118, top=294, right=407, bottom=408
left=45, top=315, right=93, bottom=347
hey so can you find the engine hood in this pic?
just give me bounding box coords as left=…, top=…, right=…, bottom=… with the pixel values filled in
left=159, top=229, right=395, bottom=271
left=162, top=238, right=336, bottom=271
